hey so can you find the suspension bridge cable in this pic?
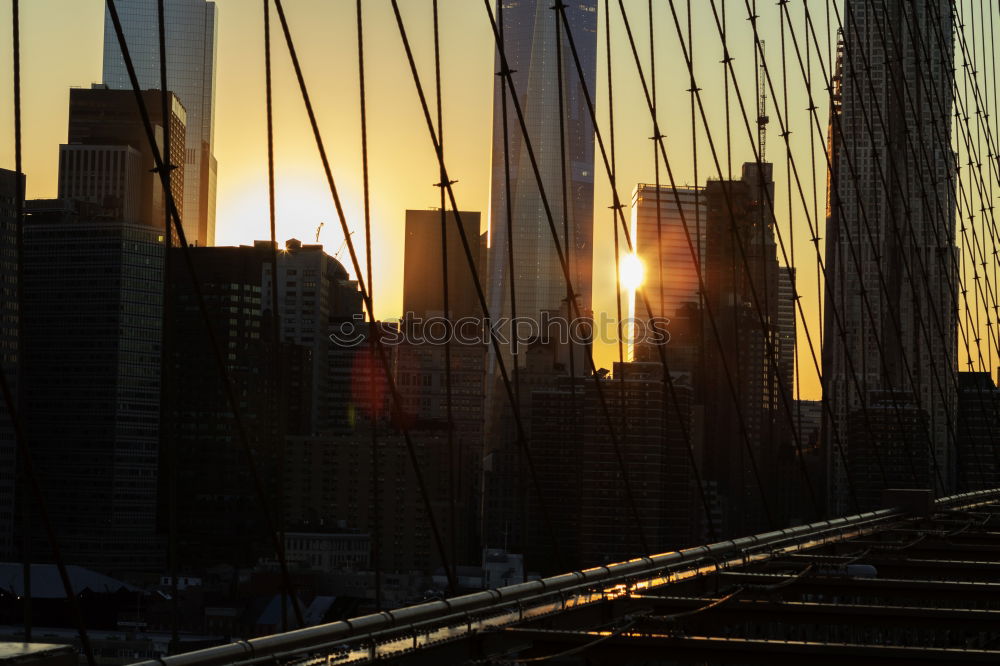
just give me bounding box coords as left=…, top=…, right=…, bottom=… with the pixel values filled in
left=431, top=0, right=460, bottom=583
left=354, top=0, right=381, bottom=611
left=494, top=0, right=531, bottom=571
left=669, top=0, right=870, bottom=513
left=387, top=0, right=567, bottom=573
left=613, top=0, right=809, bottom=523
left=268, top=0, right=458, bottom=595
left=604, top=0, right=635, bottom=540
left=842, top=0, right=997, bottom=488
left=822, top=0, right=997, bottom=489
left=155, top=0, right=183, bottom=644
left=768, top=1, right=940, bottom=493
left=11, top=0, right=30, bottom=642
left=675, top=0, right=823, bottom=520
left=482, top=0, right=652, bottom=555
left=260, top=0, right=298, bottom=631
left=7, top=4, right=94, bottom=662
left=106, top=0, right=306, bottom=622
left=710, top=0, right=943, bottom=504
left=581, top=0, right=787, bottom=529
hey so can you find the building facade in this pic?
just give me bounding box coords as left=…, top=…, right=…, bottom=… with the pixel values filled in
left=403, top=209, right=482, bottom=321
left=0, top=169, right=23, bottom=558
left=21, top=199, right=165, bottom=572
left=486, top=0, right=598, bottom=337
left=103, top=0, right=218, bottom=246
left=822, top=0, right=957, bottom=513
left=629, top=184, right=705, bottom=362
left=63, top=86, right=186, bottom=229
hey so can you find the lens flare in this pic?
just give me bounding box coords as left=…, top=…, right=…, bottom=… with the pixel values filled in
left=620, top=253, right=645, bottom=290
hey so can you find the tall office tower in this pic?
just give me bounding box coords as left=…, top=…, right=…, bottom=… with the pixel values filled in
left=62, top=86, right=186, bottom=229
left=527, top=362, right=694, bottom=573
left=400, top=210, right=487, bottom=565
left=777, top=267, right=796, bottom=402
left=0, top=169, right=23, bottom=558
left=823, top=1, right=957, bottom=513
left=701, top=162, right=782, bottom=536
left=165, top=245, right=293, bottom=569
left=955, top=373, right=1000, bottom=491
left=486, top=0, right=598, bottom=337
left=258, top=238, right=361, bottom=434
left=403, top=210, right=482, bottom=321
left=21, top=198, right=165, bottom=573
left=103, top=0, right=218, bottom=246
left=629, top=184, right=705, bottom=363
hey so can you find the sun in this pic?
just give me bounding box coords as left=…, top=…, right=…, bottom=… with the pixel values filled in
left=620, top=253, right=645, bottom=290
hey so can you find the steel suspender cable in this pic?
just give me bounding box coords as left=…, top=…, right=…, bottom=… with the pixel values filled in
left=431, top=0, right=459, bottom=579
left=605, top=0, right=633, bottom=539
left=267, top=0, right=458, bottom=595
left=261, top=0, right=299, bottom=631
left=389, top=0, right=570, bottom=571
left=7, top=4, right=94, bottom=663
left=482, top=0, right=651, bottom=553
left=106, top=0, right=307, bottom=624
left=11, top=0, right=29, bottom=642
left=495, top=0, right=531, bottom=571
left=155, top=0, right=182, bottom=645
left=354, top=0, right=381, bottom=612
left=611, top=0, right=782, bottom=524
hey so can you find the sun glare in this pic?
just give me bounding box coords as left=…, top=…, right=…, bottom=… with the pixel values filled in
left=620, top=253, right=645, bottom=290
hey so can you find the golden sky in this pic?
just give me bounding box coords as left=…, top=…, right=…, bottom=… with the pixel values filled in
left=0, top=0, right=903, bottom=401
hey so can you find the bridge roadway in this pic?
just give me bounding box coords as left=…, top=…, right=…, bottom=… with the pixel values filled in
left=133, top=488, right=1000, bottom=665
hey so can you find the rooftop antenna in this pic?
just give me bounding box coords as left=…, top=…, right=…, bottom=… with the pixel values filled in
left=756, top=40, right=769, bottom=163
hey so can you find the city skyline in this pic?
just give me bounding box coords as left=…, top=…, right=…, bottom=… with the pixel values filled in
left=0, top=0, right=848, bottom=398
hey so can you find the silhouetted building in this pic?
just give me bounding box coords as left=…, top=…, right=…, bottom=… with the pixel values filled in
left=847, top=391, right=930, bottom=511
left=164, top=245, right=302, bottom=569
left=527, top=361, right=694, bottom=573
left=62, top=86, right=186, bottom=229
left=777, top=266, right=796, bottom=402
left=103, top=0, right=218, bottom=246
left=701, top=162, right=782, bottom=535
left=823, top=1, right=957, bottom=513
left=21, top=198, right=165, bottom=572
left=0, top=169, right=23, bottom=558
left=403, top=209, right=481, bottom=321
left=630, top=183, right=705, bottom=363
left=956, top=373, right=1000, bottom=490
left=259, top=238, right=361, bottom=433
left=395, top=337, right=486, bottom=566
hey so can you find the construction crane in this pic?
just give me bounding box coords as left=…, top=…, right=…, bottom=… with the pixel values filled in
left=756, top=40, right=769, bottom=163
left=315, top=221, right=325, bottom=243
left=333, top=230, right=355, bottom=261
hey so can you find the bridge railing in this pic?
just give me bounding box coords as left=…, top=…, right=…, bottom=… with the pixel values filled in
left=131, top=488, right=1000, bottom=666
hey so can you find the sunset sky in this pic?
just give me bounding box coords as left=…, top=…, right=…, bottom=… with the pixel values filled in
left=1, top=0, right=946, bottom=401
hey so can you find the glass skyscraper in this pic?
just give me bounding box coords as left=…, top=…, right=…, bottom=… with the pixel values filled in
left=102, top=0, right=218, bottom=247
left=486, top=1, right=598, bottom=338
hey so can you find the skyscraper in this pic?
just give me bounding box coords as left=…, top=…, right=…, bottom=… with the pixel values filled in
left=0, top=169, right=23, bottom=558
left=486, top=1, right=598, bottom=337
left=21, top=198, right=165, bottom=572
left=102, top=0, right=218, bottom=246
left=403, top=209, right=482, bottom=321
left=61, top=86, right=186, bottom=229
left=823, top=0, right=957, bottom=513
left=629, top=183, right=705, bottom=362
left=701, top=162, right=781, bottom=535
